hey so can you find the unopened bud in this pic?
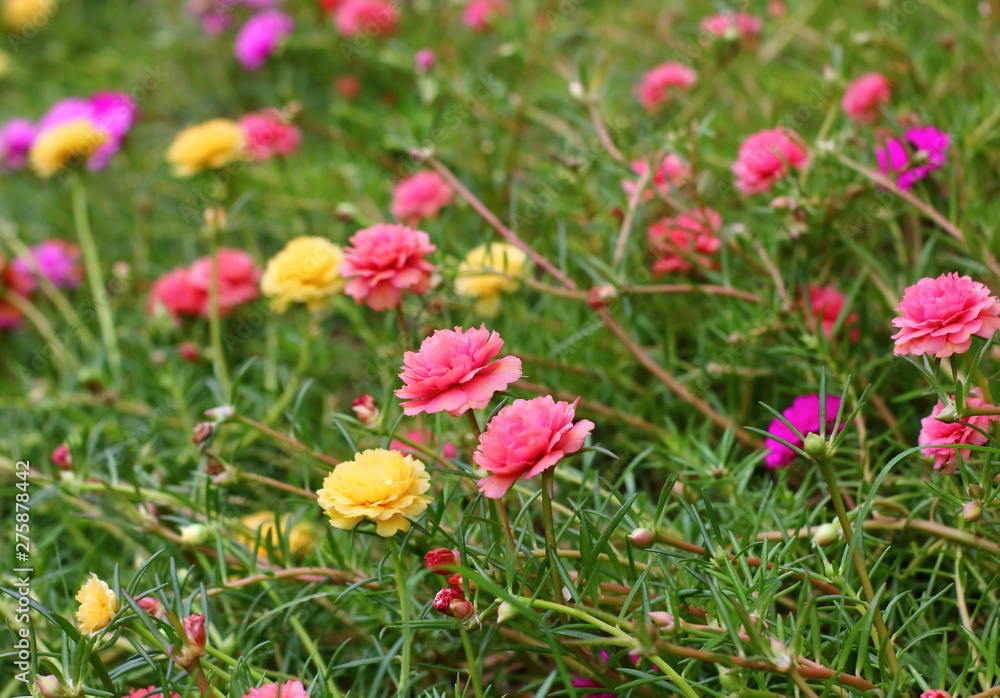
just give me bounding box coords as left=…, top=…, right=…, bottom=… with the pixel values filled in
left=967, top=484, right=985, bottom=499
left=648, top=611, right=675, bottom=631
left=433, top=588, right=474, bottom=620
left=183, top=613, right=206, bottom=653
left=179, top=341, right=201, bottom=362
left=935, top=403, right=959, bottom=424
left=962, top=501, right=983, bottom=522
left=204, top=207, right=227, bottom=232
left=423, top=548, right=458, bottom=574
left=629, top=527, right=655, bottom=548
left=51, top=444, right=72, bottom=470
left=568, top=81, right=585, bottom=100
left=135, top=596, right=165, bottom=619
left=192, top=422, right=214, bottom=445
left=351, top=394, right=380, bottom=427
left=497, top=600, right=518, bottom=624
left=179, top=524, right=210, bottom=545
left=813, top=522, right=840, bottom=546
left=447, top=573, right=463, bottom=592
left=35, top=675, right=68, bottom=698
left=414, top=49, right=435, bottom=73
left=803, top=432, right=828, bottom=459
left=587, top=285, right=617, bottom=310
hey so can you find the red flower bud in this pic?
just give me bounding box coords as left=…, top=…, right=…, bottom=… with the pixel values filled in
left=433, top=588, right=474, bottom=620
left=179, top=341, right=202, bottom=362
left=920, top=691, right=951, bottom=698
left=447, top=573, right=463, bottom=592
left=135, top=596, right=166, bottom=619
left=51, top=444, right=72, bottom=470
left=351, top=394, right=380, bottom=427
left=587, top=285, right=617, bottom=310
left=182, top=613, right=206, bottom=652
left=424, top=548, right=458, bottom=574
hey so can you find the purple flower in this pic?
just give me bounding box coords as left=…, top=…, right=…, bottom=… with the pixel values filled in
left=38, top=93, right=137, bottom=171
left=763, top=394, right=842, bottom=468
left=875, top=125, right=950, bottom=190
left=12, top=240, right=83, bottom=289
left=234, top=10, right=294, bottom=71
left=0, top=119, right=38, bottom=171
left=570, top=678, right=615, bottom=698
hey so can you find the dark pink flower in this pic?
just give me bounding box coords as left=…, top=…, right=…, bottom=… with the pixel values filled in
left=621, top=154, right=690, bottom=200
left=920, top=691, right=951, bottom=698
left=239, top=109, right=301, bottom=161
left=335, top=0, right=398, bottom=37
left=241, top=681, right=310, bottom=698
left=340, top=224, right=436, bottom=310
left=733, top=128, right=807, bottom=194
left=842, top=73, right=890, bottom=123
left=919, top=396, right=998, bottom=473
left=424, top=548, right=459, bottom=574
left=701, top=11, right=762, bottom=39
left=390, top=171, right=454, bottom=223
left=648, top=208, right=722, bottom=275
left=415, top=49, right=435, bottom=73
left=876, top=126, right=949, bottom=190
left=804, top=285, right=859, bottom=343
left=638, top=62, right=696, bottom=111
left=188, top=249, right=262, bottom=316
left=51, top=444, right=72, bottom=470
left=763, top=394, right=842, bottom=468
left=0, top=118, right=37, bottom=171
left=891, top=273, right=1000, bottom=357
left=462, top=0, right=509, bottom=32
left=13, top=240, right=83, bottom=289
left=125, top=686, right=180, bottom=698
left=235, top=11, right=294, bottom=71
left=395, top=325, right=522, bottom=416
left=474, top=395, right=594, bottom=498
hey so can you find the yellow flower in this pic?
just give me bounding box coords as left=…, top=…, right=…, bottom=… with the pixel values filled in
left=166, top=119, right=245, bottom=177
left=261, top=237, right=346, bottom=313
left=317, top=449, right=433, bottom=537
left=239, top=511, right=318, bottom=557
left=2, top=0, right=55, bottom=32
left=454, top=242, right=527, bottom=317
left=28, top=120, right=108, bottom=178
left=74, top=573, right=119, bottom=635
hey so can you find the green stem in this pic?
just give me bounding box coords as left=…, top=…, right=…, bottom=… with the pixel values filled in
left=393, top=544, right=412, bottom=698
left=540, top=470, right=562, bottom=601
left=459, top=627, right=484, bottom=698
left=3, top=291, right=76, bottom=375
left=289, top=614, right=344, bottom=698
left=517, top=597, right=700, bottom=698
left=815, top=455, right=901, bottom=679
left=395, top=304, right=411, bottom=352
left=72, top=175, right=121, bottom=384
left=206, top=231, right=231, bottom=397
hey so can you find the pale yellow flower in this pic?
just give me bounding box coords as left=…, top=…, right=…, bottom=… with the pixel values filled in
left=454, top=242, right=527, bottom=317
left=28, top=120, right=107, bottom=178
left=260, top=237, right=346, bottom=313
left=239, top=511, right=318, bottom=557
left=316, top=449, right=433, bottom=537
left=74, top=573, right=119, bottom=635
left=2, top=0, right=55, bottom=32
left=166, top=119, right=245, bottom=177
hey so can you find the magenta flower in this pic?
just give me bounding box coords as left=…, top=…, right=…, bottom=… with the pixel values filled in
left=919, top=395, right=998, bottom=473
left=239, top=109, right=301, bottom=160
left=241, top=681, right=310, bottom=698
left=638, top=62, right=696, bottom=111
left=235, top=11, right=294, bottom=71
left=732, top=128, right=808, bottom=194
left=462, top=0, right=509, bottom=32
left=875, top=126, right=949, bottom=190
left=0, top=119, right=37, bottom=171
left=38, top=93, right=137, bottom=171
left=474, top=395, right=594, bottom=498
left=390, top=171, right=454, bottom=223
left=340, top=224, right=436, bottom=310
left=841, top=73, right=891, bottom=123
left=395, top=325, right=522, bottom=417
left=891, top=273, right=1000, bottom=357
left=763, top=394, right=842, bottom=468
left=13, top=240, right=83, bottom=289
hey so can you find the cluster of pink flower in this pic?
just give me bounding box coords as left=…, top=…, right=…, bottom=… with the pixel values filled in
left=0, top=91, right=136, bottom=172
left=239, top=108, right=301, bottom=161
left=123, top=680, right=309, bottom=698
left=0, top=241, right=83, bottom=329
left=148, top=249, right=261, bottom=320
left=394, top=324, right=594, bottom=498
left=647, top=207, right=722, bottom=276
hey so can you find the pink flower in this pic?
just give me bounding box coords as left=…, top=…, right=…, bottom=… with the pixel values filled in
left=241, top=681, right=310, bottom=698
left=340, top=224, right=436, bottom=310
left=390, top=171, right=454, bottom=223
left=148, top=268, right=205, bottom=319
left=841, top=73, right=890, bottom=123
left=125, top=687, right=180, bottom=698
left=395, top=325, right=522, bottom=416
left=647, top=207, right=722, bottom=276
left=13, top=240, right=83, bottom=289
left=701, top=11, right=762, bottom=39
left=570, top=678, right=614, bottom=698
left=390, top=428, right=458, bottom=459
left=763, top=394, right=842, bottom=469
left=335, top=0, right=398, bottom=37
left=235, top=11, right=294, bottom=71
left=920, top=691, right=951, bottom=698
left=474, top=395, right=594, bottom=498
left=621, top=154, right=690, bottom=200
left=239, top=109, right=301, bottom=161
left=891, top=273, right=1000, bottom=357
left=187, top=249, right=261, bottom=316
left=920, top=396, right=999, bottom=472
left=638, top=62, right=696, bottom=111
left=0, top=119, right=37, bottom=171
left=51, top=444, right=72, bottom=470
left=424, top=548, right=459, bottom=573
left=732, top=128, right=807, bottom=194
left=804, top=285, right=859, bottom=343
left=875, top=126, right=949, bottom=190
left=462, top=0, right=509, bottom=32
left=415, top=49, right=435, bottom=73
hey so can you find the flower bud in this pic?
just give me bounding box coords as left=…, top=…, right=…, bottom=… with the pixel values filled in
left=967, top=484, right=985, bottom=499
left=35, top=675, right=68, bottom=698
left=414, top=49, right=435, bottom=73
left=587, top=285, right=617, bottom=310
left=424, top=548, right=459, bottom=574
left=920, top=691, right=951, bottom=698
left=962, top=501, right=983, bottom=523
left=351, top=394, right=380, bottom=427
left=648, top=611, right=675, bottom=631
left=192, top=422, right=214, bottom=445
left=497, top=600, right=518, bottom=624
left=179, top=341, right=201, bottom=363
left=935, top=403, right=959, bottom=424
left=803, top=432, right=827, bottom=459
left=135, top=596, right=166, bottom=619
left=813, top=522, right=840, bottom=546
left=447, top=573, right=463, bottom=592
left=568, top=81, right=585, bottom=100
left=433, top=588, right=474, bottom=620
left=51, top=444, right=72, bottom=470
left=183, top=613, right=207, bottom=654
left=718, top=667, right=742, bottom=693
left=204, top=404, right=234, bottom=422
left=628, top=527, right=655, bottom=548
left=204, top=207, right=227, bottom=232
left=179, top=524, right=211, bottom=545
